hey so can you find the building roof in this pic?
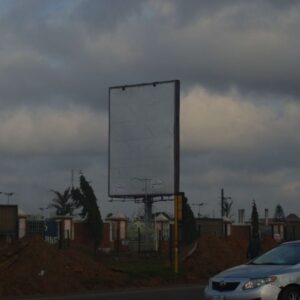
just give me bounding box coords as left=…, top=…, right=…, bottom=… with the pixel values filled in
left=222, top=216, right=233, bottom=223
left=155, top=213, right=170, bottom=222
left=153, top=212, right=172, bottom=220
left=286, top=213, right=299, bottom=220
left=18, top=208, right=27, bottom=217
left=106, top=212, right=128, bottom=220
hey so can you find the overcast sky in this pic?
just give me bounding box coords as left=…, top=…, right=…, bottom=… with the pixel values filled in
left=1, top=0, right=300, bottom=220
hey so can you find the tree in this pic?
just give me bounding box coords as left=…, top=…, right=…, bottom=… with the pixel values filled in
left=274, top=204, right=285, bottom=221
left=251, top=200, right=259, bottom=238
left=181, top=193, right=198, bottom=245
left=48, top=187, right=74, bottom=216
left=71, top=174, right=103, bottom=251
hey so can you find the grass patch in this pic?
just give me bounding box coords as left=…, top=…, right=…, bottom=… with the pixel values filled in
left=109, top=256, right=175, bottom=281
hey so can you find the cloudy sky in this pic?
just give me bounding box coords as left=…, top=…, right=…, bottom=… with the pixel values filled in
left=1, top=0, right=300, bottom=220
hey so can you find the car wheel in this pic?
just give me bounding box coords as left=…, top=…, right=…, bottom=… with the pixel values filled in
left=279, top=286, right=300, bottom=300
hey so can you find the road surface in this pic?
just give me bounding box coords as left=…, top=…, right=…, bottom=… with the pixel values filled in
left=4, top=285, right=205, bottom=300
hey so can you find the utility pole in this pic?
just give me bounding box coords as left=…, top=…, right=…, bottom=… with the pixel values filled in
left=221, top=188, right=224, bottom=217
left=221, top=188, right=231, bottom=218
left=174, top=193, right=183, bottom=274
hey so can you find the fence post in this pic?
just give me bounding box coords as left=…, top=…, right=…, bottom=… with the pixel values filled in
left=138, top=227, right=141, bottom=254
left=169, top=224, right=173, bottom=264
left=59, top=221, right=64, bottom=249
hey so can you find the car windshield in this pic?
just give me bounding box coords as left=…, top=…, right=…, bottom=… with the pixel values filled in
left=251, top=243, right=300, bottom=265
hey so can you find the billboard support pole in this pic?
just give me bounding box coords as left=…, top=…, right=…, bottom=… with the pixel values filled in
left=174, top=80, right=180, bottom=274
left=174, top=193, right=183, bottom=274
left=174, top=194, right=179, bottom=273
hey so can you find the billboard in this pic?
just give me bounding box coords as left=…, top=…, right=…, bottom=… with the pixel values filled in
left=109, top=80, right=180, bottom=198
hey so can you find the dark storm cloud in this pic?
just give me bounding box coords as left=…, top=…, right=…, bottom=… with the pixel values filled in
left=73, top=0, right=144, bottom=32
left=1, top=0, right=300, bottom=110
left=0, top=1, right=107, bottom=107
left=133, top=0, right=300, bottom=98
left=1, top=0, right=300, bottom=216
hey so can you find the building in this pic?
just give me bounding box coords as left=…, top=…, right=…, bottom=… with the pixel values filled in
left=195, top=217, right=233, bottom=237
left=0, top=205, right=18, bottom=243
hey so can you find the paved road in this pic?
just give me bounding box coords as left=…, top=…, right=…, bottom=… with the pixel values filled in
left=4, top=285, right=205, bottom=300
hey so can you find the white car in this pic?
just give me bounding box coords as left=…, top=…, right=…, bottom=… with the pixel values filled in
left=205, top=240, right=300, bottom=300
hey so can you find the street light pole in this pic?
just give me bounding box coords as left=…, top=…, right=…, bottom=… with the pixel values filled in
left=192, top=202, right=205, bottom=218
left=6, top=193, right=14, bottom=204
left=0, top=192, right=14, bottom=204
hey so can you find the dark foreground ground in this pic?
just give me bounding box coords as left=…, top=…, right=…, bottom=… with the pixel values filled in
left=0, top=235, right=276, bottom=298
left=2, top=285, right=205, bottom=300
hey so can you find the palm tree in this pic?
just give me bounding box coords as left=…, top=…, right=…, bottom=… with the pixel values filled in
left=48, top=187, right=74, bottom=216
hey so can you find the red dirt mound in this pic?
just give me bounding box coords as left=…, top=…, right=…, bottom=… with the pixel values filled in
left=184, top=235, right=277, bottom=279
left=0, top=235, right=278, bottom=296
left=0, top=236, right=126, bottom=296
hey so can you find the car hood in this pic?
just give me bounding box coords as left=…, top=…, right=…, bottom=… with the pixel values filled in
left=215, top=264, right=291, bottom=279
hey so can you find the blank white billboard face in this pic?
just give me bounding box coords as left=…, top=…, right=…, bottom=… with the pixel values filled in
left=109, top=81, right=179, bottom=198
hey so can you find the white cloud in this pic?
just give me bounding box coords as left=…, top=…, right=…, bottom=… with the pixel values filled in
left=0, top=105, right=107, bottom=155
left=181, top=86, right=300, bottom=153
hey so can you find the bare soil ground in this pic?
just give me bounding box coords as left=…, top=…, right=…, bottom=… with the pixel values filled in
left=184, top=235, right=277, bottom=280
left=0, top=235, right=277, bottom=297
left=0, top=236, right=127, bottom=296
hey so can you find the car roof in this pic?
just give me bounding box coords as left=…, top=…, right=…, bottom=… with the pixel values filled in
left=281, top=240, right=300, bottom=245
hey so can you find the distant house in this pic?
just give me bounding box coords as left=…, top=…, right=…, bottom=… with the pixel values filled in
left=154, top=212, right=172, bottom=241
left=195, top=217, right=232, bottom=237
left=18, top=208, right=27, bottom=239
left=285, top=214, right=300, bottom=241
left=258, top=217, right=285, bottom=241
left=241, top=214, right=286, bottom=241
left=106, top=212, right=128, bottom=241
left=105, top=213, right=129, bottom=252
